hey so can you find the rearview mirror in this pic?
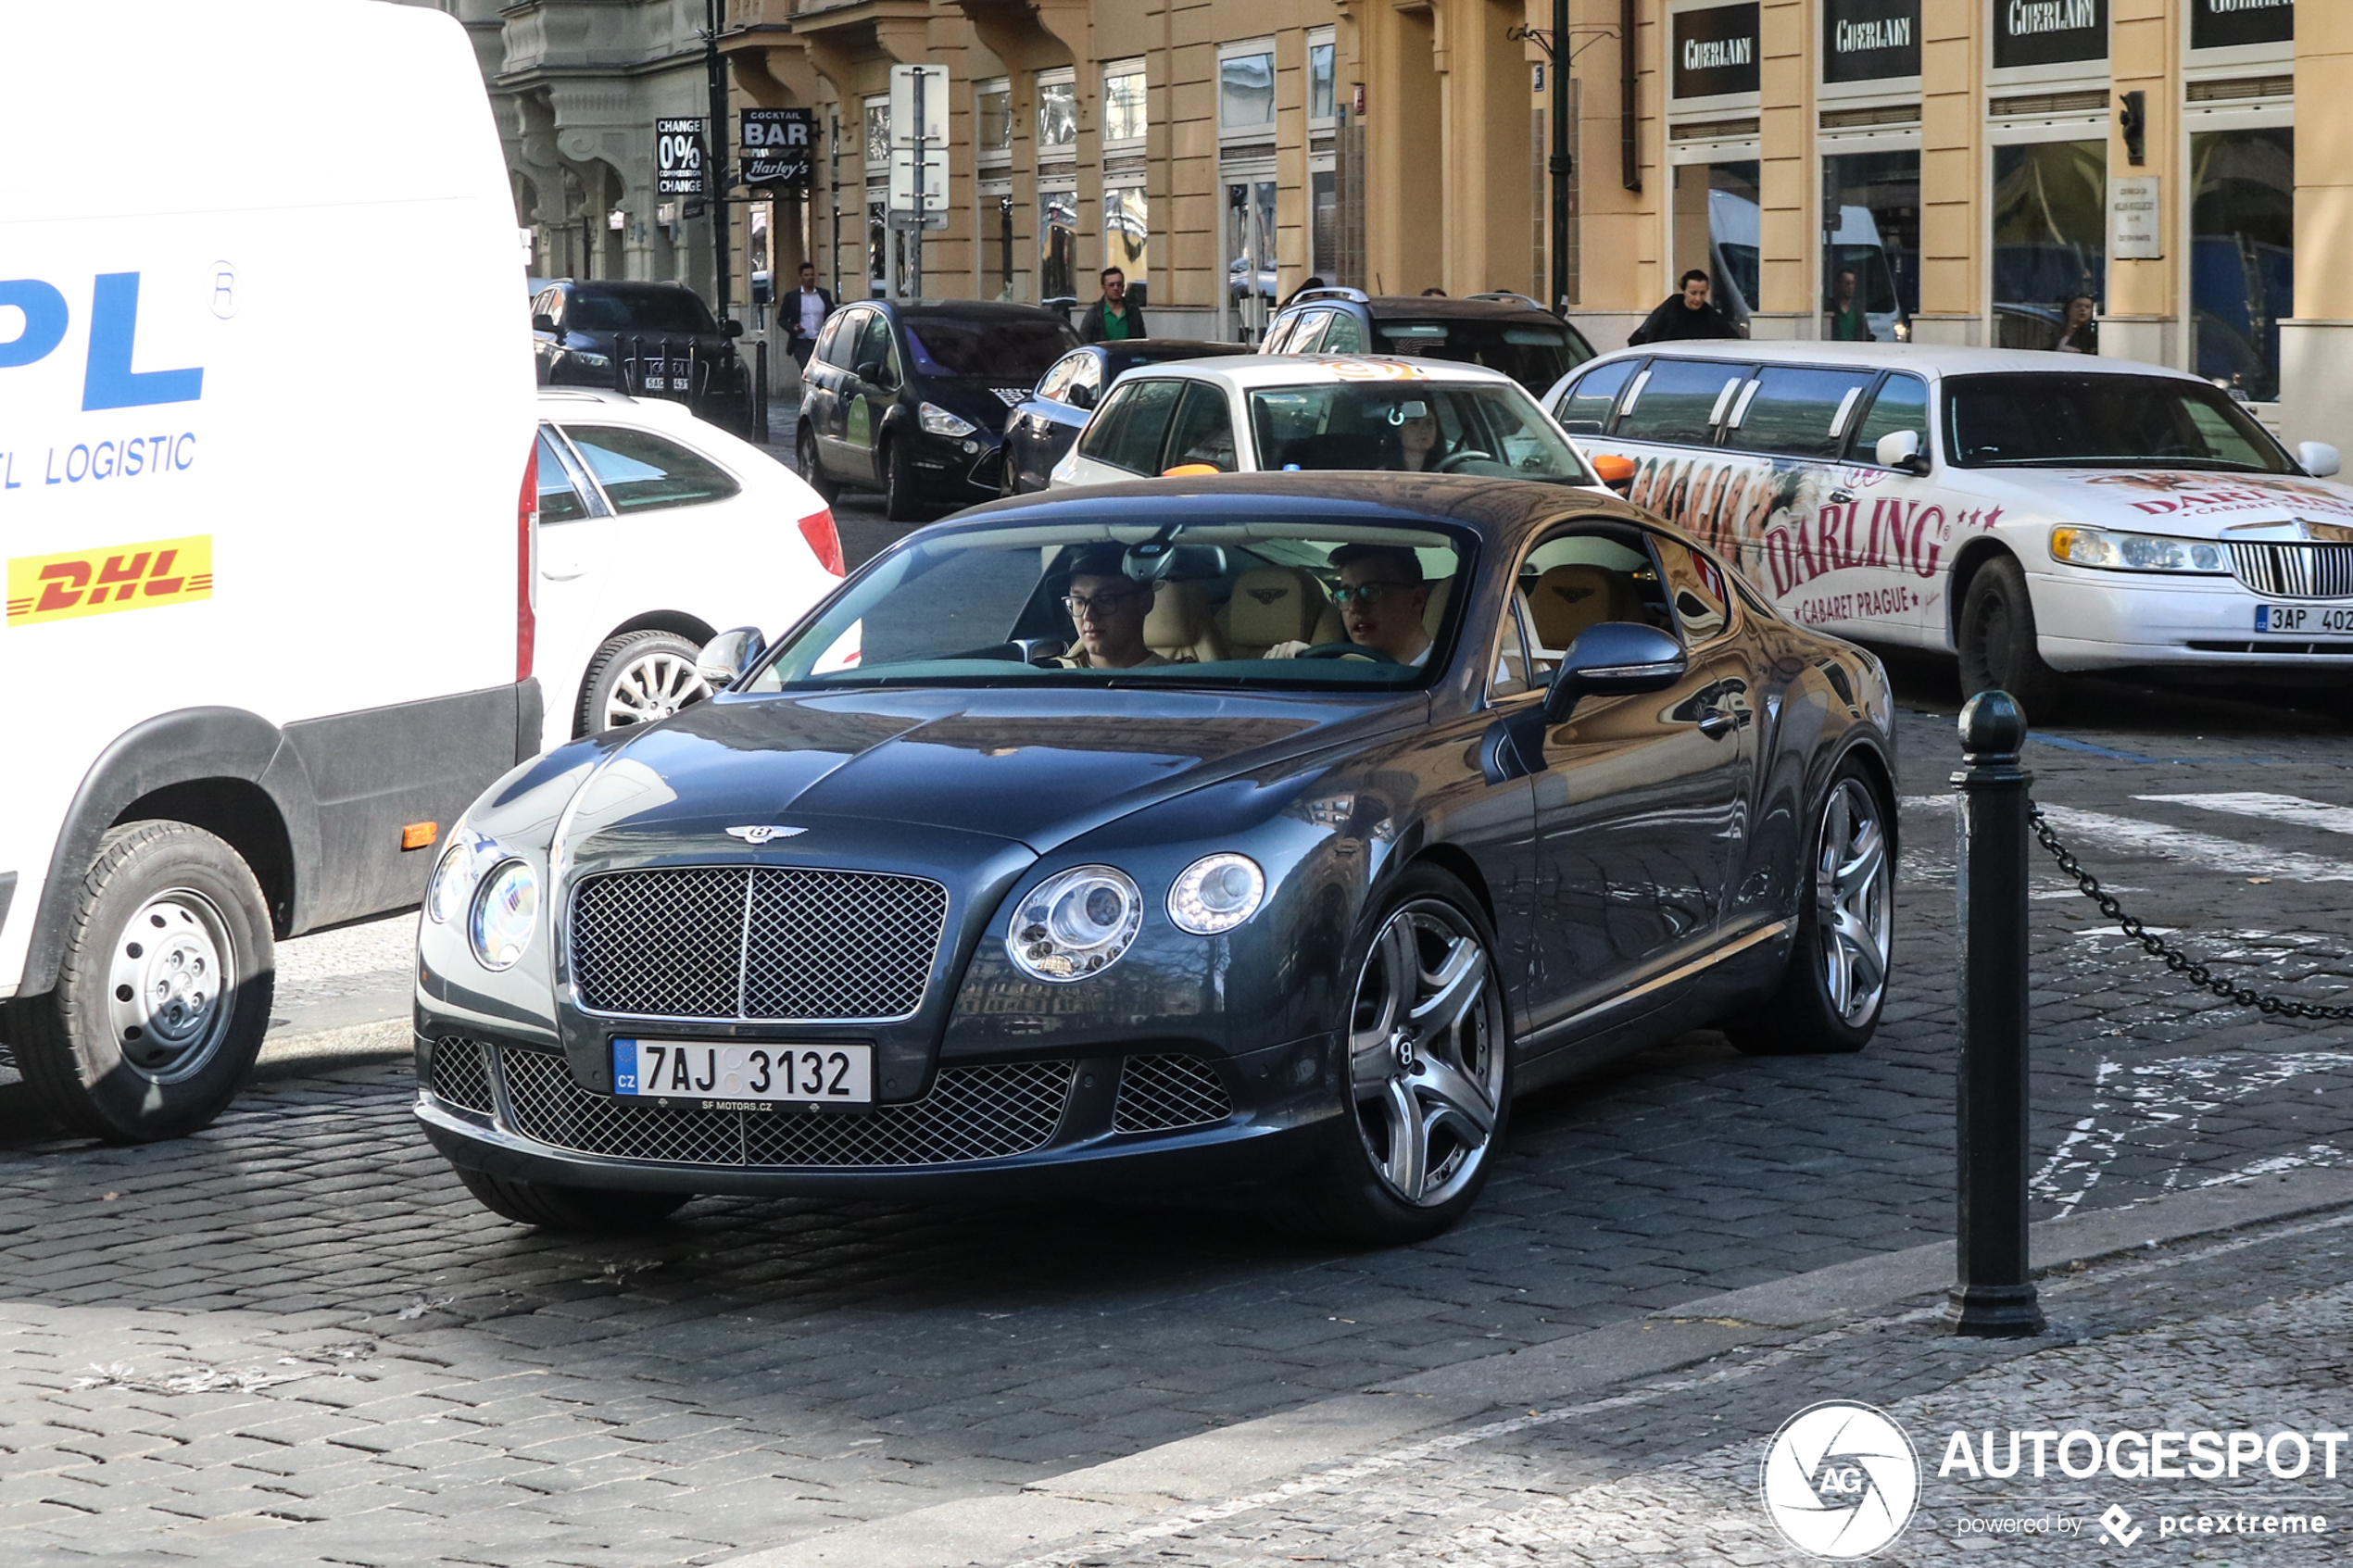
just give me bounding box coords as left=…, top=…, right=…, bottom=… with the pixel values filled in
left=2299, top=441, right=2342, bottom=479
left=697, top=626, right=766, bottom=689
left=1542, top=622, right=1687, bottom=724
left=1875, top=429, right=1930, bottom=475
left=532, top=312, right=558, bottom=334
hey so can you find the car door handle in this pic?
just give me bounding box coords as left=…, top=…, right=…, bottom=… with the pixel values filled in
left=1829, top=488, right=1856, bottom=505
left=1697, top=710, right=1739, bottom=739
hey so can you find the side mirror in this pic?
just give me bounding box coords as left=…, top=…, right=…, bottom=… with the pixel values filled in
left=697, top=626, right=766, bottom=688
left=2299, top=441, right=2342, bottom=479
left=853, top=358, right=883, bottom=385
left=722, top=319, right=746, bottom=340
left=1542, top=622, right=1687, bottom=724
left=1589, top=453, right=1637, bottom=494
left=1875, top=429, right=1930, bottom=475
left=532, top=313, right=558, bottom=334
left=1067, top=383, right=1097, bottom=411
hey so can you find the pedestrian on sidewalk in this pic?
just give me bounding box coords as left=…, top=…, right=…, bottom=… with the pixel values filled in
left=785, top=262, right=834, bottom=369
left=1629, top=270, right=1743, bottom=345
left=1078, top=267, right=1147, bottom=343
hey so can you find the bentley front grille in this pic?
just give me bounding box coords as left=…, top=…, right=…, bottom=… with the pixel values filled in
left=570, top=865, right=949, bottom=1021
left=428, top=1037, right=496, bottom=1116
left=2229, top=541, right=2353, bottom=600
left=497, top=1046, right=1074, bottom=1167
left=1113, top=1054, right=1235, bottom=1133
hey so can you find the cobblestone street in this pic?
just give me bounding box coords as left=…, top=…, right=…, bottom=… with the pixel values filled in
left=5, top=671, right=2353, bottom=1565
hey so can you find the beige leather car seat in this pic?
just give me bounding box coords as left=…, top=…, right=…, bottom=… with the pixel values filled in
left=1145, top=580, right=1228, bottom=663
left=1219, top=566, right=1330, bottom=658
left=1529, top=564, right=1638, bottom=651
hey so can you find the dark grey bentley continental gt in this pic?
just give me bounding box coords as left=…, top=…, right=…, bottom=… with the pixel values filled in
left=414, top=472, right=1895, bottom=1243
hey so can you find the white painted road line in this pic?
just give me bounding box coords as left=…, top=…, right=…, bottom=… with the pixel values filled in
left=2136, top=791, right=2353, bottom=838
left=1902, top=795, right=2353, bottom=883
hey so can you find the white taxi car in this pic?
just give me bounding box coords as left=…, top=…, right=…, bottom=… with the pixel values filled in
left=1050, top=356, right=1606, bottom=491
left=1544, top=343, right=2348, bottom=707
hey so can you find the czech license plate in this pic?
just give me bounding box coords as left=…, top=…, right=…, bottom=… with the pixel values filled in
left=642, top=375, right=671, bottom=392
left=611, top=1038, right=873, bottom=1106
left=2255, top=604, right=2353, bottom=634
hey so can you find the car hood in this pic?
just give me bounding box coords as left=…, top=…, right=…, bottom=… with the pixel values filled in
left=556, top=684, right=1421, bottom=868
left=926, top=375, right=1037, bottom=423
left=1946, top=467, right=2353, bottom=539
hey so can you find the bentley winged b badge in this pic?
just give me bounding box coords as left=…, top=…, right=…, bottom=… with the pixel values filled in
left=724, top=825, right=807, bottom=845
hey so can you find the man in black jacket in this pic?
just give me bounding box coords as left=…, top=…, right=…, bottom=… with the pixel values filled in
left=1078, top=268, right=1147, bottom=343
left=784, top=261, right=834, bottom=368
left=1629, top=270, right=1742, bottom=345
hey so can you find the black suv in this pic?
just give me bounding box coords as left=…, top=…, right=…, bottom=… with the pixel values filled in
left=1260, top=289, right=1595, bottom=395
left=797, top=299, right=1077, bottom=520
left=531, top=279, right=744, bottom=390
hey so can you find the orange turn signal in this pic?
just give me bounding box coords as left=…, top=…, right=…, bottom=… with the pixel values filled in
left=1591, top=454, right=1637, bottom=489
left=401, top=822, right=439, bottom=851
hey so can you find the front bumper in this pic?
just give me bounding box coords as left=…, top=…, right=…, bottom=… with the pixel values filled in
left=904, top=430, right=1004, bottom=502
left=2031, top=567, right=2353, bottom=672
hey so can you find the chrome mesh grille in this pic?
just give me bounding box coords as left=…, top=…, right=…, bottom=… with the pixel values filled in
left=428, top=1037, right=495, bottom=1115
left=2230, top=541, right=2353, bottom=600
left=497, top=1046, right=1073, bottom=1167
left=1113, top=1054, right=1235, bottom=1133
left=571, top=866, right=948, bottom=1021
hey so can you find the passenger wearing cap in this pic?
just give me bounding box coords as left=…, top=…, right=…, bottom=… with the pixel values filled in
left=1054, top=546, right=1172, bottom=669
left=1265, top=544, right=1434, bottom=667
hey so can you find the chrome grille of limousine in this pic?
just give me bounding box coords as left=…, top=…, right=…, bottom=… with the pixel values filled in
left=570, top=866, right=949, bottom=1021
left=2230, top=541, right=2353, bottom=600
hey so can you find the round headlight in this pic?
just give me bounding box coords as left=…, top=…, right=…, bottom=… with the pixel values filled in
left=425, top=836, right=479, bottom=925
left=1007, top=865, right=1143, bottom=982
left=467, top=859, right=538, bottom=971
left=1167, top=853, right=1266, bottom=935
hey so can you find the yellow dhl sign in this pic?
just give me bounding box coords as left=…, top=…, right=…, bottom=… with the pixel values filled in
left=6, top=535, right=213, bottom=626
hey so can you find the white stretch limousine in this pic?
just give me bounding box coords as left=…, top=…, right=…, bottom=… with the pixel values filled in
left=1544, top=344, right=2348, bottom=707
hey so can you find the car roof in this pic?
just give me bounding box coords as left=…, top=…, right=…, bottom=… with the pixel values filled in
left=1286, top=291, right=1564, bottom=324
left=1584, top=339, right=2214, bottom=383
left=1114, top=354, right=1526, bottom=389
left=874, top=297, right=1074, bottom=324
left=1095, top=339, right=1253, bottom=360
left=555, top=278, right=704, bottom=297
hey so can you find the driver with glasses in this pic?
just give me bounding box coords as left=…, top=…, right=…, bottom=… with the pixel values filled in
left=1265, top=544, right=1434, bottom=667
left=1053, top=546, right=1175, bottom=669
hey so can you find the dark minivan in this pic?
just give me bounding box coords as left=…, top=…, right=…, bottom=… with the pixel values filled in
left=798, top=299, right=1077, bottom=520
left=531, top=279, right=744, bottom=390
left=1260, top=289, right=1595, bottom=395
left=1000, top=340, right=1250, bottom=495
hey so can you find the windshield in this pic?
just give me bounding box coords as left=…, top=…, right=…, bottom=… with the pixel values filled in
left=1247, top=383, right=1592, bottom=483
left=1945, top=373, right=2292, bottom=472
left=566, top=289, right=717, bottom=334
left=1369, top=319, right=1592, bottom=391
left=748, top=520, right=1471, bottom=694
left=905, top=316, right=1080, bottom=380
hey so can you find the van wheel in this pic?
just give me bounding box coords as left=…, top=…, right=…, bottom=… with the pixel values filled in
left=575, top=629, right=708, bottom=736
left=453, top=1165, right=690, bottom=1232
left=10, top=822, right=274, bottom=1142
left=883, top=436, right=926, bottom=522
left=1730, top=764, right=1891, bottom=1056
left=797, top=424, right=840, bottom=505
left=1957, top=555, right=2061, bottom=718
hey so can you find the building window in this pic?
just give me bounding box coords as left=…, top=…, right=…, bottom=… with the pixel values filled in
left=1104, top=185, right=1148, bottom=299
left=1821, top=150, right=1918, bottom=342
left=863, top=98, right=890, bottom=172
left=1308, top=32, right=1336, bottom=124
left=1038, top=69, right=1077, bottom=155
left=1673, top=161, right=1762, bottom=332
left=1041, top=184, right=1078, bottom=301
left=2191, top=127, right=2294, bottom=400
left=1219, top=44, right=1276, bottom=135
left=1990, top=140, right=2105, bottom=352
left=1103, top=59, right=1148, bottom=145
left=1311, top=169, right=1337, bottom=278
left=976, top=79, right=1012, bottom=166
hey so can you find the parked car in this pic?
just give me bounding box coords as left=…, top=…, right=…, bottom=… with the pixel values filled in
left=1260, top=290, right=1596, bottom=395
left=1000, top=340, right=1250, bottom=495
left=0, top=0, right=538, bottom=1142
left=1543, top=342, right=2349, bottom=709
left=532, top=390, right=842, bottom=750
left=413, top=471, right=1896, bottom=1242
left=531, top=279, right=745, bottom=393
left=1050, top=355, right=1607, bottom=493
left=798, top=299, right=1078, bottom=521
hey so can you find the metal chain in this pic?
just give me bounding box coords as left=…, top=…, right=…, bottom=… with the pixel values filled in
left=2027, top=806, right=2353, bottom=1021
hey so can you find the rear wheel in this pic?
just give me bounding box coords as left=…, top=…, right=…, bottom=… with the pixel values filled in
left=575, top=629, right=708, bottom=736
left=797, top=423, right=840, bottom=505
left=1957, top=555, right=2062, bottom=719
left=454, top=1165, right=690, bottom=1232
left=10, top=822, right=274, bottom=1141
left=1730, top=763, right=1892, bottom=1056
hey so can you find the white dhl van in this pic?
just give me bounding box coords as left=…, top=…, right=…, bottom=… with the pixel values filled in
left=0, top=2, right=539, bottom=1140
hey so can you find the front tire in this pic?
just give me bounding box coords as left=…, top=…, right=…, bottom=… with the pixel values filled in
left=798, top=423, right=840, bottom=505
left=1305, top=865, right=1511, bottom=1244
left=884, top=436, right=925, bottom=523
left=1957, top=555, right=2061, bottom=717
left=574, top=629, right=709, bottom=736
left=1730, top=763, right=1892, bottom=1056
left=454, top=1165, right=690, bottom=1232
left=10, top=822, right=274, bottom=1142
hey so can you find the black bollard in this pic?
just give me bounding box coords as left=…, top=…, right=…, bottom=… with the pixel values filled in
left=1948, top=691, right=2045, bottom=1337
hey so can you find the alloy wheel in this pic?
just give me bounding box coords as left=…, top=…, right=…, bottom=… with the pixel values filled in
left=601, top=648, right=708, bottom=729
left=1813, top=778, right=1892, bottom=1026
left=106, top=889, right=239, bottom=1085
left=1345, top=901, right=1505, bottom=1208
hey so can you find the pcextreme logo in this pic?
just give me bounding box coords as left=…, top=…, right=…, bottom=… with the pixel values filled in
left=6, top=535, right=213, bottom=626
left=1761, top=1401, right=1922, bottom=1558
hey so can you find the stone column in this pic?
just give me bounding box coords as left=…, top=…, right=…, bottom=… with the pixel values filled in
left=1753, top=0, right=1816, bottom=337
left=1914, top=0, right=1982, bottom=346
left=2101, top=0, right=2178, bottom=368
left=2281, top=3, right=2352, bottom=448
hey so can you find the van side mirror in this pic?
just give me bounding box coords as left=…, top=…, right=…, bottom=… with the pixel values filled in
left=532, top=313, right=558, bottom=335
left=1067, top=383, right=1097, bottom=411
left=697, top=626, right=766, bottom=688
left=722, top=319, right=746, bottom=340
left=2299, top=441, right=2342, bottom=479
left=1542, top=622, right=1687, bottom=724
left=1875, top=429, right=1930, bottom=475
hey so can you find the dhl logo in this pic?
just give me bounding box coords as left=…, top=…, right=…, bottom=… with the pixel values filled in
left=6, top=535, right=213, bottom=626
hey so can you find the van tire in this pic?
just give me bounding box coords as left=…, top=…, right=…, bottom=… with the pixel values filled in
left=453, top=1165, right=690, bottom=1232
left=1957, top=555, right=2062, bottom=719
left=575, top=629, right=709, bottom=736
left=884, top=436, right=925, bottom=523
left=798, top=424, right=840, bottom=505
left=11, top=822, right=274, bottom=1143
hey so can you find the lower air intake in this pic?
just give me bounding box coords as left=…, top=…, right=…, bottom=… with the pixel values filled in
left=1113, top=1054, right=1235, bottom=1133
left=429, top=1037, right=496, bottom=1116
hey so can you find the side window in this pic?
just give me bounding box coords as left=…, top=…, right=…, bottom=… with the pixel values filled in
left=1554, top=358, right=1639, bottom=434
left=1490, top=592, right=1538, bottom=699
left=1287, top=310, right=1332, bottom=352
left=1723, top=367, right=1877, bottom=460
left=532, top=289, right=560, bottom=324
left=1321, top=311, right=1366, bottom=353
left=1516, top=525, right=1675, bottom=668
left=1848, top=371, right=1930, bottom=463
left=535, top=430, right=591, bottom=524
left=1163, top=383, right=1237, bottom=471
left=1038, top=352, right=1084, bottom=403
left=1612, top=358, right=1750, bottom=446
left=1070, top=357, right=1103, bottom=397
left=1077, top=378, right=1185, bottom=473
left=815, top=310, right=858, bottom=369
left=1649, top=535, right=1734, bottom=646
left=564, top=426, right=743, bottom=512
left=854, top=313, right=899, bottom=380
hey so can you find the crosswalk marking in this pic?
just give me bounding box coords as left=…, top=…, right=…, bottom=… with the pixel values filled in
left=1903, top=795, right=2353, bottom=884
left=2136, top=792, right=2353, bottom=838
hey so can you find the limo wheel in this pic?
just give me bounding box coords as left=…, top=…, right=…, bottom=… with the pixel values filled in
left=454, top=1165, right=690, bottom=1232
left=1730, top=764, right=1891, bottom=1057
left=797, top=424, right=840, bottom=505
left=1957, top=555, right=2062, bottom=718
left=1307, top=866, right=1511, bottom=1245
left=11, top=822, right=274, bottom=1142
left=576, top=630, right=709, bottom=736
